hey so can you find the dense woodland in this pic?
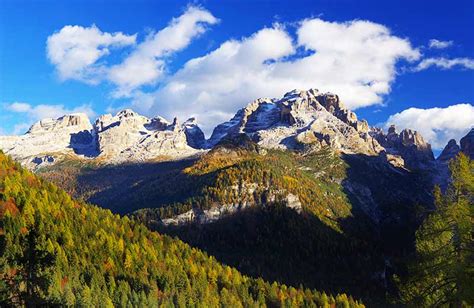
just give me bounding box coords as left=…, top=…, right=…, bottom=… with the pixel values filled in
left=2, top=141, right=472, bottom=306
left=133, top=145, right=387, bottom=303
left=37, top=139, right=445, bottom=305
left=0, top=151, right=363, bottom=306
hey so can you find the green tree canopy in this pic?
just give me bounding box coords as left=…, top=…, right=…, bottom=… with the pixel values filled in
left=398, top=153, right=474, bottom=307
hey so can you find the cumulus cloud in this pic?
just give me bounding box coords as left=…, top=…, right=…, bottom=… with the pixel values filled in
left=136, top=19, right=419, bottom=134
left=384, top=104, right=474, bottom=149
left=3, top=102, right=96, bottom=134
left=46, top=9, right=421, bottom=134
left=428, top=39, right=453, bottom=49
left=47, top=6, right=218, bottom=95
left=47, top=25, right=136, bottom=83
left=414, top=57, right=474, bottom=71
left=108, top=6, right=219, bottom=96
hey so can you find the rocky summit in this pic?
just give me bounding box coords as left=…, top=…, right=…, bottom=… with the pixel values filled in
left=208, top=89, right=440, bottom=171
left=0, top=109, right=205, bottom=168
left=0, top=88, right=469, bottom=173
left=208, top=89, right=381, bottom=156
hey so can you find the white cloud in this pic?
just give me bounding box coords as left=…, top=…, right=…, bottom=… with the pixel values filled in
left=428, top=39, right=453, bottom=49
left=8, top=102, right=32, bottom=113
left=133, top=19, right=419, bottom=134
left=384, top=104, right=474, bottom=149
left=47, top=6, right=218, bottom=95
left=108, top=6, right=218, bottom=96
left=414, top=57, right=474, bottom=71
left=12, top=123, right=31, bottom=135
left=47, top=25, right=136, bottom=83
left=3, top=102, right=96, bottom=135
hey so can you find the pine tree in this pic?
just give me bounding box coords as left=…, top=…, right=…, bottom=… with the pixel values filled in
left=13, top=214, right=56, bottom=306
left=397, top=153, right=473, bottom=307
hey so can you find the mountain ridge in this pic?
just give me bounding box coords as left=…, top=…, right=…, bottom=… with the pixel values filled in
left=3, top=88, right=466, bottom=173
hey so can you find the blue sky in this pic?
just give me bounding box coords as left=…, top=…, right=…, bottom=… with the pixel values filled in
left=1, top=0, right=473, bottom=150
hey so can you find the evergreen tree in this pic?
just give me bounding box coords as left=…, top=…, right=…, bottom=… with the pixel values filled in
left=398, top=153, right=474, bottom=306
left=10, top=214, right=55, bottom=306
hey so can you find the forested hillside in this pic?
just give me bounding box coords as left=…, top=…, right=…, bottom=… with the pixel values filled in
left=38, top=138, right=435, bottom=305
left=0, top=151, right=363, bottom=307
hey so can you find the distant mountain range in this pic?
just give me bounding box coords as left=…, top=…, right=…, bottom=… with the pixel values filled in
left=1, top=88, right=472, bottom=304
left=1, top=88, right=471, bottom=170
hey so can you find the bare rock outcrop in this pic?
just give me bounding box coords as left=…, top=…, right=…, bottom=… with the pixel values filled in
left=183, top=118, right=206, bottom=149
left=0, top=110, right=205, bottom=168
left=460, top=128, right=474, bottom=159
left=0, top=88, right=441, bottom=173
left=92, top=110, right=204, bottom=162
left=0, top=113, right=96, bottom=168
left=437, top=139, right=461, bottom=163
left=434, top=129, right=473, bottom=190
left=208, top=89, right=384, bottom=156
left=373, top=125, right=434, bottom=170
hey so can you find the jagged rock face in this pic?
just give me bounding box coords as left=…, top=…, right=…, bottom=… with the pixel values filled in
left=0, top=88, right=440, bottom=172
left=0, top=110, right=204, bottom=168
left=434, top=129, right=473, bottom=190
left=27, top=113, right=92, bottom=134
left=92, top=110, right=204, bottom=162
left=0, top=113, right=96, bottom=168
left=460, top=128, right=474, bottom=159
left=207, top=98, right=277, bottom=146
left=373, top=125, right=434, bottom=170
left=160, top=181, right=302, bottom=226
left=183, top=118, right=206, bottom=149
left=209, top=89, right=384, bottom=156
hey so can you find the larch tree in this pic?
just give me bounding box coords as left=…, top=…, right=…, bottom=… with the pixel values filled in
left=398, top=153, right=473, bottom=307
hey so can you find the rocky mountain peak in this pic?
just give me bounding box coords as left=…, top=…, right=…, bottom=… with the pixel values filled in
left=437, top=139, right=460, bottom=163
left=28, top=113, right=92, bottom=134
left=209, top=89, right=383, bottom=156
left=400, top=129, right=429, bottom=148
left=460, top=128, right=474, bottom=159
left=434, top=129, right=473, bottom=190
left=116, top=108, right=138, bottom=118
left=0, top=88, right=446, bottom=173
left=170, top=117, right=180, bottom=131
left=0, top=108, right=205, bottom=168
left=183, top=118, right=206, bottom=149
left=374, top=125, right=434, bottom=170
left=321, top=92, right=345, bottom=111
left=387, top=125, right=397, bottom=135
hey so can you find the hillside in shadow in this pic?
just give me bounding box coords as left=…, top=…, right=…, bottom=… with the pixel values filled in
left=38, top=147, right=435, bottom=306
left=157, top=204, right=387, bottom=305
left=39, top=158, right=200, bottom=214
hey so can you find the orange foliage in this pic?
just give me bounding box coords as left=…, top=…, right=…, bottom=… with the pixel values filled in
left=61, top=276, right=69, bottom=290
left=0, top=199, right=19, bottom=218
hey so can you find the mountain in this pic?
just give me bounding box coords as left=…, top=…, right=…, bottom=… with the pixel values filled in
left=0, top=109, right=205, bottom=169
left=460, top=127, right=474, bottom=159
left=0, top=89, right=440, bottom=174
left=32, top=133, right=433, bottom=304
left=433, top=127, right=474, bottom=189
left=0, top=150, right=362, bottom=307
left=0, top=88, right=470, bottom=305
left=437, top=128, right=474, bottom=163
left=208, top=90, right=379, bottom=155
